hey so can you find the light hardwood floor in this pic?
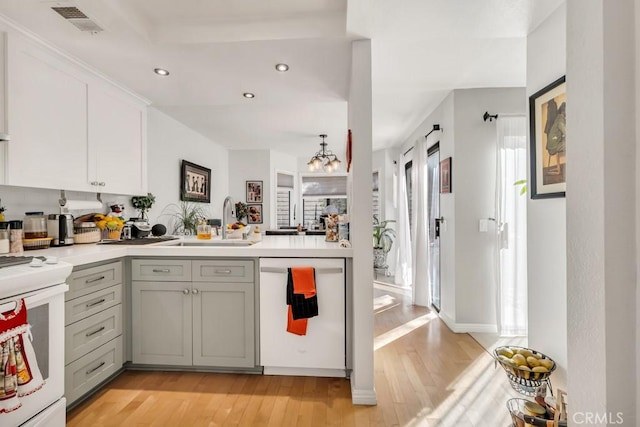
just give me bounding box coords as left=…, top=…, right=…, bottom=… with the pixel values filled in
left=67, top=287, right=518, bottom=426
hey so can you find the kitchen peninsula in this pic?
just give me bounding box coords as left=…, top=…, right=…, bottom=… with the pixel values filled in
left=26, top=235, right=353, bottom=407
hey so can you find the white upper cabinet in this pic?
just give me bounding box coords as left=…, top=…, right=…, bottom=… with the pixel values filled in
left=6, top=35, right=90, bottom=191
left=88, top=85, right=147, bottom=195
left=4, top=32, right=148, bottom=195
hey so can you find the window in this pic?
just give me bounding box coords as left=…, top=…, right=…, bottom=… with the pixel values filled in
left=372, top=171, right=380, bottom=219
left=405, top=161, right=413, bottom=229
left=301, top=174, right=348, bottom=227
left=276, top=172, right=294, bottom=228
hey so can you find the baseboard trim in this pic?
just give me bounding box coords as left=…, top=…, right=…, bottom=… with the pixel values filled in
left=351, top=383, right=377, bottom=405
left=439, top=312, right=497, bottom=334
left=263, top=366, right=345, bottom=378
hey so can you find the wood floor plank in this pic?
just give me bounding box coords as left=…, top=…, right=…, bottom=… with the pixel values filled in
left=67, top=287, right=520, bottom=426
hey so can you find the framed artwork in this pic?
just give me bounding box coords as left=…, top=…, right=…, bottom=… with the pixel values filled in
left=529, top=76, right=566, bottom=199
left=246, top=180, right=263, bottom=203
left=247, top=204, right=262, bottom=224
left=440, top=157, right=452, bottom=193
left=180, top=160, right=211, bottom=203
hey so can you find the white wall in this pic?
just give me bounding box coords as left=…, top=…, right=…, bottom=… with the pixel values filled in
left=526, top=3, right=567, bottom=390
left=453, top=88, right=526, bottom=326
left=348, top=39, right=375, bottom=405
left=398, top=87, right=524, bottom=330
left=146, top=108, right=229, bottom=230
left=567, top=0, right=637, bottom=423
left=228, top=150, right=270, bottom=227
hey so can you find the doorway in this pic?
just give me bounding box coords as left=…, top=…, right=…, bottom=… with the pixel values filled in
left=427, top=143, right=441, bottom=311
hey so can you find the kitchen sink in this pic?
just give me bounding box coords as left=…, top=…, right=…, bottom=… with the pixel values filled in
left=98, top=236, right=179, bottom=245
left=179, top=240, right=256, bottom=247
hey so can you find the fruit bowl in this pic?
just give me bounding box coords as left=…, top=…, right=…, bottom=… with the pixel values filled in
left=225, top=224, right=251, bottom=239
left=494, top=346, right=556, bottom=396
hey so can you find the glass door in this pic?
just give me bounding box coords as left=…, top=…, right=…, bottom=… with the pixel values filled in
left=427, top=144, right=441, bottom=311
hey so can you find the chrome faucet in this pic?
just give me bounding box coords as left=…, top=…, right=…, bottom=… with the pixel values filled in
left=222, top=196, right=235, bottom=239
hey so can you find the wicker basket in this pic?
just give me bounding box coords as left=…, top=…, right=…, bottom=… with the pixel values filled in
left=22, top=237, right=53, bottom=250
left=494, top=346, right=556, bottom=396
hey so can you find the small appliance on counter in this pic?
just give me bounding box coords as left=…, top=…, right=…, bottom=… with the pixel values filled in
left=130, top=219, right=152, bottom=238
left=47, top=213, right=74, bottom=246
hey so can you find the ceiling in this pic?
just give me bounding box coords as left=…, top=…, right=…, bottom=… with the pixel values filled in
left=0, top=0, right=564, bottom=157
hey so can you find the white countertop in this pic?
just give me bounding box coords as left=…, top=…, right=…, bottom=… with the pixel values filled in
left=20, top=235, right=353, bottom=267
left=0, top=260, right=73, bottom=299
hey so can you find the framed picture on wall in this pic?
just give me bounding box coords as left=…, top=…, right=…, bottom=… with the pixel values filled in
left=180, top=160, right=211, bottom=203
left=529, top=75, right=566, bottom=199
left=440, top=157, right=452, bottom=193
left=247, top=204, right=262, bottom=224
left=246, top=180, right=263, bottom=203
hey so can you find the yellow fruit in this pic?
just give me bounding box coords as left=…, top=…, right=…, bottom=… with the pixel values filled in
left=497, top=347, right=514, bottom=358
left=512, top=354, right=527, bottom=366
left=518, top=348, right=534, bottom=358
left=498, top=355, right=513, bottom=366
left=96, top=220, right=107, bottom=230
left=532, top=366, right=549, bottom=373
left=538, top=358, right=554, bottom=370
left=106, top=220, right=120, bottom=231
left=526, top=356, right=540, bottom=368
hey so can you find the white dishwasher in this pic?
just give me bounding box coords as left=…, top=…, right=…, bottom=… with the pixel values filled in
left=259, top=258, right=345, bottom=377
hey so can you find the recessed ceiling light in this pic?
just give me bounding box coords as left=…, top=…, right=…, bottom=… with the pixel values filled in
left=243, top=92, right=255, bottom=99
left=154, top=68, right=170, bottom=76
left=275, top=63, right=289, bottom=72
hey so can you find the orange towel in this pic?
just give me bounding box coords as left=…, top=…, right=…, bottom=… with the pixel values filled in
left=287, top=306, right=308, bottom=336
left=291, top=267, right=316, bottom=298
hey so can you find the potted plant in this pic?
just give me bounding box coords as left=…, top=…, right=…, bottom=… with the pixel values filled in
left=131, top=193, right=156, bottom=221
left=373, top=215, right=396, bottom=269
left=235, top=202, right=248, bottom=224
left=161, top=201, right=209, bottom=235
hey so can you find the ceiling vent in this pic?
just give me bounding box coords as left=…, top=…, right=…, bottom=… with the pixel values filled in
left=51, top=6, right=103, bottom=33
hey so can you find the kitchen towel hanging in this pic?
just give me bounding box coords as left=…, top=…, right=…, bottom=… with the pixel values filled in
left=0, top=299, right=45, bottom=413
left=286, top=267, right=318, bottom=335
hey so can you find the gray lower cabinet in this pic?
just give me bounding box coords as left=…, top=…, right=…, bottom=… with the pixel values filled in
left=64, top=260, right=124, bottom=406
left=131, top=258, right=255, bottom=368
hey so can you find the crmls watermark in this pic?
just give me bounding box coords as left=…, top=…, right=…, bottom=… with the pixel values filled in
left=572, top=412, right=624, bottom=424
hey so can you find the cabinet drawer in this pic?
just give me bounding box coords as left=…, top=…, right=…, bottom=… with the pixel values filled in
left=192, top=260, right=254, bottom=283
left=132, top=259, right=192, bottom=281
left=65, top=284, right=122, bottom=326
left=65, top=336, right=123, bottom=406
left=66, top=261, right=122, bottom=301
left=65, top=305, right=122, bottom=365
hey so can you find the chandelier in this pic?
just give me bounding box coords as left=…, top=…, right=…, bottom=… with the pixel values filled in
left=307, top=134, right=341, bottom=172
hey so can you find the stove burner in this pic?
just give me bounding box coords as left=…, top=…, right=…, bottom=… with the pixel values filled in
left=0, top=256, right=44, bottom=268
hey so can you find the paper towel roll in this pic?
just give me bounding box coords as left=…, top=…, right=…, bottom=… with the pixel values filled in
left=62, top=200, right=103, bottom=210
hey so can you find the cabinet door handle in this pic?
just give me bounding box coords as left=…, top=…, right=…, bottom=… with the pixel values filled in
left=86, top=298, right=106, bottom=308
left=215, top=269, right=232, bottom=274
left=183, top=289, right=190, bottom=295
left=90, top=181, right=99, bottom=186
left=192, top=288, right=199, bottom=295
left=99, top=182, right=106, bottom=186
left=86, top=326, right=105, bottom=337
left=85, top=275, right=106, bottom=284
left=153, top=269, right=171, bottom=273
left=86, top=361, right=105, bottom=375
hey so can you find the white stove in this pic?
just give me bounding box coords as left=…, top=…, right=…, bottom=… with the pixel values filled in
left=0, top=256, right=72, bottom=426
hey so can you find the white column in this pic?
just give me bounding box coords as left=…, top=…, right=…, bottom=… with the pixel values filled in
left=567, top=0, right=636, bottom=424
left=348, top=39, right=375, bottom=405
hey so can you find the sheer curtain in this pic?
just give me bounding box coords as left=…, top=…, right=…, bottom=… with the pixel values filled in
left=411, top=139, right=430, bottom=307
left=394, top=153, right=412, bottom=288
left=495, top=116, right=528, bottom=336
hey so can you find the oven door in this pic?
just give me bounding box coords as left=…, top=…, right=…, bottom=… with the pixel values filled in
left=0, top=283, right=67, bottom=427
